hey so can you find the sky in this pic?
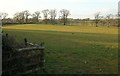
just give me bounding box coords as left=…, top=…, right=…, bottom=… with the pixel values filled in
left=0, top=0, right=119, bottom=19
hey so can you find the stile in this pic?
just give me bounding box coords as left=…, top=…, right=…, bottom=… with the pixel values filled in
left=2, top=34, right=45, bottom=76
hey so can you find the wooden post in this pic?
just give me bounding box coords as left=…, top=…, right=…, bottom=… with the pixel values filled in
left=6, top=33, right=8, bottom=38
left=24, top=38, right=27, bottom=46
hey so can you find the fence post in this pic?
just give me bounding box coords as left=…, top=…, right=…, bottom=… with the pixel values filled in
left=24, top=38, right=27, bottom=46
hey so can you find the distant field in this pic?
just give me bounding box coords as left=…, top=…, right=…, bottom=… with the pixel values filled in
left=3, top=24, right=118, bottom=74
left=3, top=24, right=118, bottom=34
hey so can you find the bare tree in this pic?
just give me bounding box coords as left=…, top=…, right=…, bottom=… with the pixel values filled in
left=106, top=14, right=113, bottom=27
left=32, top=11, right=41, bottom=23
left=94, top=12, right=101, bottom=27
left=31, top=14, right=36, bottom=23
left=49, top=9, right=57, bottom=24
left=20, top=12, right=25, bottom=23
left=24, top=10, right=30, bottom=23
left=0, top=12, right=8, bottom=25
left=13, top=12, right=21, bottom=23
left=42, top=9, right=49, bottom=24
left=13, top=12, right=24, bottom=23
left=3, top=13, right=8, bottom=19
left=60, top=9, right=70, bottom=25
left=0, top=12, right=8, bottom=19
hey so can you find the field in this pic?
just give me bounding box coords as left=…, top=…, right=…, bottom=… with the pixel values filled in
left=3, top=24, right=118, bottom=74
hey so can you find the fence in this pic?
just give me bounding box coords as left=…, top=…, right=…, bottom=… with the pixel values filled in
left=2, top=34, right=45, bottom=75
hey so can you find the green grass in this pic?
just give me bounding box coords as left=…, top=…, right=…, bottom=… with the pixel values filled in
left=3, top=24, right=118, bottom=74
left=3, top=24, right=118, bottom=34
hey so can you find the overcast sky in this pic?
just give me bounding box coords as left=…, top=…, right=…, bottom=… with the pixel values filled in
left=0, top=0, right=119, bottom=19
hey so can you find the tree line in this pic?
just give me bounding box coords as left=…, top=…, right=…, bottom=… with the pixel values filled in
left=0, top=10, right=119, bottom=27
left=0, top=9, right=70, bottom=25
left=94, top=12, right=118, bottom=27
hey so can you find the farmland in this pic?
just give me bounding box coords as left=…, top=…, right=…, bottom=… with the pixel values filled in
left=2, top=24, right=118, bottom=74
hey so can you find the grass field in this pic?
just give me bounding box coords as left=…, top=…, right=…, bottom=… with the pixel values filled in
left=3, top=24, right=118, bottom=74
